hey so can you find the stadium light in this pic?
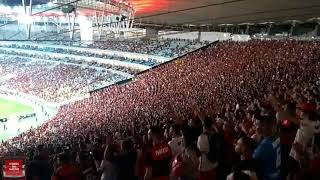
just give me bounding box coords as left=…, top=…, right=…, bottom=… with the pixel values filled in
left=17, top=15, right=33, bottom=24
left=47, top=2, right=54, bottom=7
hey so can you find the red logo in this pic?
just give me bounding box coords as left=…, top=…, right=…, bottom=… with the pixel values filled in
left=151, top=144, right=172, bottom=161
left=3, top=159, right=26, bottom=180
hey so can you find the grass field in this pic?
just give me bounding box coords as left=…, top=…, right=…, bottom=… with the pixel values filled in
left=0, top=97, right=33, bottom=118
left=0, top=97, right=33, bottom=141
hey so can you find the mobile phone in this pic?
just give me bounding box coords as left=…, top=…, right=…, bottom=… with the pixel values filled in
left=281, top=119, right=290, bottom=128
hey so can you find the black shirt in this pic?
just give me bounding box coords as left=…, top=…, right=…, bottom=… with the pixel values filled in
left=28, top=159, right=52, bottom=180
left=233, top=159, right=261, bottom=176
left=115, top=151, right=137, bottom=180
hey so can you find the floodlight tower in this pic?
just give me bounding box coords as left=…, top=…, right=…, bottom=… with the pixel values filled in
left=91, top=0, right=135, bottom=39
left=41, top=0, right=135, bottom=41
left=95, top=0, right=109, bottom=39
left=21, top=0, right=33, bottom=39
left=62, top=3, right=78, bottom=40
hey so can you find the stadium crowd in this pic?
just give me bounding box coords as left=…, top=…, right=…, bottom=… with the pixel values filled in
left=88, top=39, right=209, bottom=57
left=0, top=49, right=141, bottom=75
left=0, top=44, right=160, bottom=67
left=0, top=49, right=156, bottom=73
left=0, top=40, right=319, bottom=180
left=0, top=56, right=128, bottom=102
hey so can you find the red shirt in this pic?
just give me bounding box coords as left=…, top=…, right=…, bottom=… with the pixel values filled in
left=280, top=118, right=298, bottom=145
left=51, top=164, right=82, bottom=180
left=145, top=142, right=172, bottom=178
left=224, top=131, right=236, bottom=145
left=309, top=155, right=320, bottom=177
left=241, top=119, right=254, bottom=135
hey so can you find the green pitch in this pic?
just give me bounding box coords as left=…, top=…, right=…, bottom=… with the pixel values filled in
left=0, top=97, right=33, bottom=141
left=0, top=97, right=33, bottom=118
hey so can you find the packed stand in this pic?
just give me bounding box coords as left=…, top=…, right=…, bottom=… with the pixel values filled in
left=0, top=49, right=141, bottom=75
left=88, top=38, right=209, bottom=58
left=0, top=56, right=128, bottom=103
left=0, top=44, right=159, bottom=67
left=0, top=40, right=320, bottom=180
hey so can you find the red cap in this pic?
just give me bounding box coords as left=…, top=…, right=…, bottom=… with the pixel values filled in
left=299, top=102, right=316, bottom=113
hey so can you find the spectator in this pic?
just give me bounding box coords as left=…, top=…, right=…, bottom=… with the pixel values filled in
left=197, top=117, right=220, bottom=180
left=308, top=134, right=320, bottom=179
left=78, top=152, right=96, bottom=180
left=97, top=142, right=117, bottom=180
left=253, top=115, right=281, bottom=180
left=171, top=126, right=200, bottom=180
left=28, top=145, right=52, bottom=180
left=290, top=103, right=320, bottom=162
left=288, top=103, right=320, bottom=179
left=227, top=137, right=259, bottom=180
left=51, top=153, right=82, bottom=180
left=115, top=139, right=138, bottom=180
left=189, top=117, right=203, bottom=144
left=144, top=126, right=172, bottom=180
left=168, top=124, right=183, bottom=156
left=28, top=154, right=52, bottom=180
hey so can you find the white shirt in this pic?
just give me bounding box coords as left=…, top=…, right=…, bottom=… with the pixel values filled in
left=197, top=134, right=218, bottom=172
left=290, top=118, right=320, bottom=161
left=98, top=160, right=117, bottom=180
left=168, top=136, right=183, bottom=156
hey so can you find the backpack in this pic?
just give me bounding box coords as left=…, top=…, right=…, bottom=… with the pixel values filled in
left=206, top=133, right=224, bottom=163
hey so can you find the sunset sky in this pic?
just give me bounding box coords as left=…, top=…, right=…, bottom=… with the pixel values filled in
left=131, top=0, right=171, bottom=15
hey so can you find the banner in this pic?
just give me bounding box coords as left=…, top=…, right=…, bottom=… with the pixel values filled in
left=2, top=158, right=26, bottom=180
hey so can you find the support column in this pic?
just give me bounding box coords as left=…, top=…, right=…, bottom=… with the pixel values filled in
left=245, top=24, right=250, bottom=34
left=79, top=16, right=93, bottom=44
left=289, top=21, right=296, bottom=37
left=27, top=0, right=33, bottom=40
left=21, top=0, right=26, bottom=15
left=20, top=0, right=33, bottom=39
left=267, top=23, right=272, bottom=36
left=71, top=11, right=77, bottom=40
left=66, top=8, right=77, bottom=39
left=95, top=0, right=108, bottom=40
left=130, top=14, right=134, bottom=28
left=21, top=0, right=27, bottom=39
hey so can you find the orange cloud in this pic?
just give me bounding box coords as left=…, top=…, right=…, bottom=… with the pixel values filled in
left=131, top=0, right=170, bottom=15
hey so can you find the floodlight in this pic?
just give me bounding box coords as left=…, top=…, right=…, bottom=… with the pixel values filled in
left=17, top=15, right=33, bottom=24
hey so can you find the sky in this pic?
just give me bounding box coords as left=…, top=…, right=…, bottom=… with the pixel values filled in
left=0, top=0, right=171, bottom=15
left=132, top=0, right=171, bottom=15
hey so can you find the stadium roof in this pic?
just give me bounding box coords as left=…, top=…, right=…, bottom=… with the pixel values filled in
left=0, top=0, right=47, bottom=6
left=133, top=0, right=320, bottom=25
left=1, top=0, right=320, bottom=26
